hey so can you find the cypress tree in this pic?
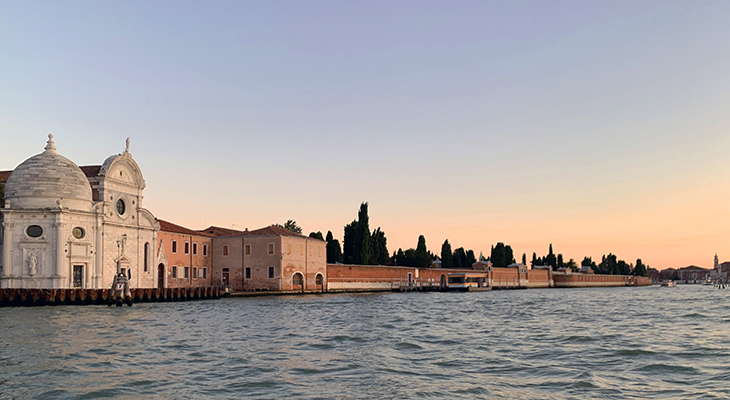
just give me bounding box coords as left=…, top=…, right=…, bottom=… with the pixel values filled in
left=326, top=231, right=343, bottom=264
left=441, top=240, right=453, bottom=268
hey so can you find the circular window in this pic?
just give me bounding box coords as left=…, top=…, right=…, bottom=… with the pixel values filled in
left=27, top=225, right=43, bottom=238
left=72, top=227, right=85, bottom=239
left=116, top=199, right=126, bottom=215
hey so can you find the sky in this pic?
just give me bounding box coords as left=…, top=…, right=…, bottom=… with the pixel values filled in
left=1, top=1, right=729, bottom=270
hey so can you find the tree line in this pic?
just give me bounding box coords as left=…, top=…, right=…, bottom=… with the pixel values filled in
left=281, top=203, right=649, bottom=277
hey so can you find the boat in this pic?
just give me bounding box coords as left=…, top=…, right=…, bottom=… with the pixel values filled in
left=660, top=280, right=676, bottom=287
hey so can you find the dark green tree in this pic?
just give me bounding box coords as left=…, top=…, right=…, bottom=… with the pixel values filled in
left=545, top=244, right=557, bottom=270
left=309, top=231, right=324, bottom=240
left=371, top=228, right=389, bottom=265
left=275, top=220, right=302, bottom=234
left=491, top=243, right=507, bottom=267
left=343, top=223, right=356, bottom=264
left=441, top=240, right=453, bottom=268
left=634, top=259, right=647, bottom=276
left=325, top=231, right=343, bottom=264
left=531, top=252, right=537, bottom=267
left=466, top=250, right=477, bottom=266
left=522, top=253, right=527, bottom=265
left=557, top=254, right=564, bottom=270
left=453, top=247, right=467, bottom=268
left=415, top=235, right=433, bottom=267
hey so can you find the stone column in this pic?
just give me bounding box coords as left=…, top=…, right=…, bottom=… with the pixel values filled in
left=54, top=222, right=66, bottom=289
left=2, top=221, right=13, bottom=281
left=95, top=220, right=103, bottom=289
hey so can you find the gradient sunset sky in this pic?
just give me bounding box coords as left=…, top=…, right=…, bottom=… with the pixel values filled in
left=1, top=1, right=729, bottom=270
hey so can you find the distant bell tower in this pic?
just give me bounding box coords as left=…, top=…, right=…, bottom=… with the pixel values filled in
left=715, top=254, right=719, bottom=270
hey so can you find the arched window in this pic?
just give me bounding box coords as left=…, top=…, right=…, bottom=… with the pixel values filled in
left=293, top=273, right=304, bottom=286
left=315, top=274, right=323, bottom=285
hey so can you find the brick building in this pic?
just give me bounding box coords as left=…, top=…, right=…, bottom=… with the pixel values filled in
left=203, top=225, right=327, bottom=292
left=156, top=219, right=213, bottom=289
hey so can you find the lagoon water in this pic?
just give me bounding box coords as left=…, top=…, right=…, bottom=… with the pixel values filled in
left=1, top=285, right=729, bottom=399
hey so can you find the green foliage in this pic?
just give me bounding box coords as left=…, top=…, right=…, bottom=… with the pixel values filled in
left=531, top=252, right=537, bottom=267
left=342, top=203, right=388, bottom=265
left=371, top=228, right=389, bottom=265
left=391, top=235, right=434, bottom=267
left=441, top=240, right=453, bottom=268
left=452, top=247, right=466, bottom=268
left=634, top=259, right=648, bottom=276
left=274, top=220, right=302, bottom=234
left=325, top=231, right=343, bottom=264
left=522, top=253, right=527, bottom=265
left=466, top=250, right=476, bottom=266
left=308, top=231, right=324, bottom=240
left=491, top=242, right=516, bottom=267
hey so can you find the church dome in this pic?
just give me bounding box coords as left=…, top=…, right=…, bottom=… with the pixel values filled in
left=4, top=134, right=92, bottom=210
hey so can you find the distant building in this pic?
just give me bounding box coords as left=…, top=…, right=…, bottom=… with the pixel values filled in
left=204, top=225, right=327, bottom=292
left=676, top=265, right=712, bottom=284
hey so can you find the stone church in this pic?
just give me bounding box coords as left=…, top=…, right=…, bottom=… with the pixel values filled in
left=0, top=135, right=159, bottom=289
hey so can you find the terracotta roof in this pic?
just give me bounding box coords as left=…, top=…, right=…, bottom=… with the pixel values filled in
left=0, top=170, right=11, bottom=183
left=678, top=265, right=710, bottom=271
left=79, top=165, right=102, bottom=178
left=203, top=224, right=320, bottom=240
left=158, top=219, right=214, bottom=237
left=199, top=226, right=248, bottom=237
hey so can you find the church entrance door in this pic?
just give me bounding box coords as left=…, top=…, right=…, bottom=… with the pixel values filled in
left=73, top=265, right=83, bottom=288
left=158, top=264, right=165, bottom=290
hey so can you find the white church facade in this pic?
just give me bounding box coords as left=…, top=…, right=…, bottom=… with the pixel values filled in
left=0, top=135, right=159, bottom=289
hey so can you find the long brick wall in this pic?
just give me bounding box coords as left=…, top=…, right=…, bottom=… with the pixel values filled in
left=327, top=264, right=650, bottom=291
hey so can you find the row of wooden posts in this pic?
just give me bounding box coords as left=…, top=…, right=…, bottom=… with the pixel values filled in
left=0, top=287, right=221, bottom=307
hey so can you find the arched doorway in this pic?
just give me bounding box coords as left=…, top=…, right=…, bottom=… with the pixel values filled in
left=158, top=264, right=165, bottom=290
left=292, top=272, right=304, bottom=292
left=315, top=273, right=324, bottom=292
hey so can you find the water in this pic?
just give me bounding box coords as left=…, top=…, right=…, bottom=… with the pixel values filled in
left=1, top=285, right=729, bottom=399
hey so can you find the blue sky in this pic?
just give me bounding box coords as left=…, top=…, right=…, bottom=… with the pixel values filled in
left=1, top=1, right=729, bottom=268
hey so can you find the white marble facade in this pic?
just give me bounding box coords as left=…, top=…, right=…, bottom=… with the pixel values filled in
left=0, top=135, right=159, bottom=289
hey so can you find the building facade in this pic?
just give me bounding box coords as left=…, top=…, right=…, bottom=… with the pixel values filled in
left=0, top=135, right=158, bottom=289
left=157, top=220, right=213, bottom=289
left=206, top=225, right=327, bottom=292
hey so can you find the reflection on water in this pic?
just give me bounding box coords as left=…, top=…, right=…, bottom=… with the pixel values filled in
left=1, top=286, right=729, bottom=399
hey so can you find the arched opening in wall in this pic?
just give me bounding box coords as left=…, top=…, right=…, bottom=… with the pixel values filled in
left=440, top=274, right=446, bottom=289
left=292, top=272, right=304, bottom=292
left=158, top=264, right=165, bottom=290
left=315, top=273, right=324, bottom=292
left=144, top=243, right=150, bottom=272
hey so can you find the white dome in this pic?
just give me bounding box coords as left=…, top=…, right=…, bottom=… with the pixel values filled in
left=4, top=134, right=92, bottom=210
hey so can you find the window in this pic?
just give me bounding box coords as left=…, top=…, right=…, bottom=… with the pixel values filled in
left=184, top=266, right=189, bottom=278
left=193, top=267, right=198, bottom=279
left=184, top=242, right=190, bottom=254
left=26, top=225, right=43, bottom=238
left=293, top=273, right=303, bottom=286
left=202, top=268, right=207, bottom=279
left=172, top=241, right=177, bottom=253
left=172, top=266, right=177, bottom=278
left=193, top=243, right=198, bottom=255
left=300, top=245, right=304, bottom=255
left=203, top=244, right=208, bottom=257
left=144, top=243, right=149, bottom=272
left=268, top=243, right=274, bottom=255
left=245, top=267, right=251, bottom=279
left=116, top=199, right=126, bottom=215
left=223, top=245, right=229, bottom=256
left=245, top=244, right=251, bottom=256
left=72, top=227, right=85, bottom=239
left=268, top=266, right=274, bottom=279
left=316, top=274, right=323, bottom=285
